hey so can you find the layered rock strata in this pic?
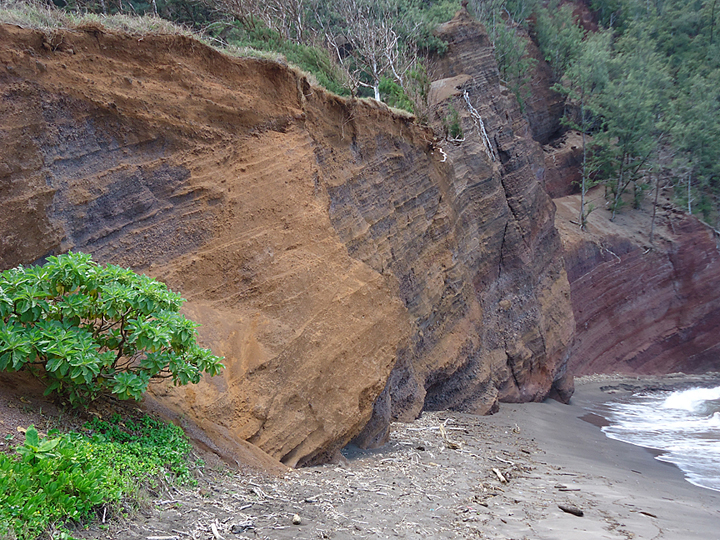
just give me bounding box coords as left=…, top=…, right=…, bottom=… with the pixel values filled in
left=555, top=193, right=720, bottom=375
left=0, top=12, right=573, bottom=467
left=542, top=131, right=583, bottom=199
left=354, top=10, right=576, bottom=444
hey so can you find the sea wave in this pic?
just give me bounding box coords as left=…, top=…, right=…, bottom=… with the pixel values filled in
left=599, top=385, right=720, bottom=492
left=662, top=386, right=720, bottom=413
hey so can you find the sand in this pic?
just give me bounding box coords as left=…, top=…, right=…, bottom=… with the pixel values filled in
left=485, top=375, right=720, bottom=539
left=77, top=375, right=720, bottom=540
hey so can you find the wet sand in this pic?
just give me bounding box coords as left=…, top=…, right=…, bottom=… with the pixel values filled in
left=487, top=374, right=720, bottom=539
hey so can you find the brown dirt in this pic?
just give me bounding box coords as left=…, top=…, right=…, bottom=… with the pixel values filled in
left=0, top=372, right=72, bottom=448
left=0, top=371, right=233, bottom=469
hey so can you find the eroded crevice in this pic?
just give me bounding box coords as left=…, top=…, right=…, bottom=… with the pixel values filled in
left=497, top=221, right=509, bottom=278
left=505, top=349, right=522, bottom=392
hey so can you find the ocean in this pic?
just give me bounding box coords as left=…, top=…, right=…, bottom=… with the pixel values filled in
left=597, top=385, right=720, bottom=492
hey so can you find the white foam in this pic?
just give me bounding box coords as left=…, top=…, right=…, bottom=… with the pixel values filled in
left=661, top=386, right=720, bottom=411
left=598, top=386, right=720, bottom=493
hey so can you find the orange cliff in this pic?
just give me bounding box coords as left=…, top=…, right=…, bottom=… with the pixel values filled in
left=0, top=14, right=575, bottom=469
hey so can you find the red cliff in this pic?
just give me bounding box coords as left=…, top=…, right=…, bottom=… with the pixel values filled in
left=556, top=191, right=720, bottom=375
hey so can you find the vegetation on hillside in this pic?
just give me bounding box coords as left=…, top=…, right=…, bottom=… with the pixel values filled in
left=2, top=0, right=717, bottom=225
left=1, top=415, right=198, bottom=540
left=541, top=0, right=720, bottom=229
left=466, top=0, right=720, bottom=230
left=0, top=252, right=221, bottom=536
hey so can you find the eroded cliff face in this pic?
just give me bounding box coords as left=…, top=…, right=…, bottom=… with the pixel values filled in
left=353, top=11, right=575, bottom=446
left=0, top=12, right=573, bottom=467
left=555, top=193, right=720, bottom=376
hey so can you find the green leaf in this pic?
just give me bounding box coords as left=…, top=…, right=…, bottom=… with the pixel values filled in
left=24, top=426, right=39, bottom=449
left=1, top=252, right=223, bottom=405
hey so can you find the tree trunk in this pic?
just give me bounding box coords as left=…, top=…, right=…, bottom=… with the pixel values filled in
left=372, top=58, right=381, bottom=101
left=579, top=98, right=587, bottom=230
left=688, top=172, right=692, bottom=214
left=611, top=156, right=626, bottom=221
left=650, top=175, right=659, bottom=244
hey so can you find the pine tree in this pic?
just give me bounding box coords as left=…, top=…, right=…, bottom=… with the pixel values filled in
left=556, top=30, right=611, bottom=229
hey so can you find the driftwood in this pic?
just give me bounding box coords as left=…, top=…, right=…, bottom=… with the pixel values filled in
left=439, top=424, right=461, bottom=449
left=210, top=521, right=223, bottom=540
left=558, top=504, right=584, bottom=517
left=492, top=467, right=508, bottom=483
left=96, top=410, right=627, bottom=539
left=640, top=511, right=658, bottom=518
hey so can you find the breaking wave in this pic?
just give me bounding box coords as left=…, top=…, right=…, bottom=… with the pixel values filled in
left=600, top=386, right=720, bottom=492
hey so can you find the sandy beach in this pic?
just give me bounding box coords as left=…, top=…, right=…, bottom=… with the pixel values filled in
left=483, top=375, right=720, bottom=539
left=79, top=375, right=720, bottom=540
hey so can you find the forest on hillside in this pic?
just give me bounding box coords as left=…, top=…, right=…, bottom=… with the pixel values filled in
left=28, top=0, right=720, bottom=228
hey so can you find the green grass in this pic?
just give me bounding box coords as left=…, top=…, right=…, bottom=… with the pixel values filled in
left=212, top=22, right=350, bottom=96
left=0, top=414, right=198, bottom=540
left=0, top=0, right=194, bottom=35
left=0, top=1, right=350, bottom=96
left=0, top=0, right=69, bottom=28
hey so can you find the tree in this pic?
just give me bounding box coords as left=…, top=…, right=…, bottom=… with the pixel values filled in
left=596, top=27, right=670, bottom=220
left=205, top=0, right=311, bottom=42
left=468, top=0, right=537, bottom=109
left=0, top=252, right=224, bottom=406
left=534, top=1, right=585, bottom=80
left=321, top=0, right=419, bottom=101
left=556, top=30, right=611, bottom=229
left=668, top=72, right=720, bottom=220
left=493, top=19, right=536, bottom=109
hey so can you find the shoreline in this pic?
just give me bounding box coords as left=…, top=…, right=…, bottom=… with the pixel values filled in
left=487, top=374, right=720, bottom=539
left=79, top=374, right=720, bottom=539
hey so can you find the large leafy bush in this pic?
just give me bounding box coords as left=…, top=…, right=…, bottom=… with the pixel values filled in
left=0, top=252, right=223, bottom=405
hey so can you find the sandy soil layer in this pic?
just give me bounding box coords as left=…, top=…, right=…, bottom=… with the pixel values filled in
left=74, top=375, right=720, bottom=540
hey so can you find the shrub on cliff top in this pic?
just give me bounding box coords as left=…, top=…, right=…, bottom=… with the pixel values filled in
left=0, top=251, right=224, bottom=406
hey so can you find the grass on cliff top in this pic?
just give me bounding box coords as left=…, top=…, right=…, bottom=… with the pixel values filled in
left=0, top=0, right=192, bottom=35
left=0, top=413, right=199, bottom=540
left=0, top=0, right=350, bottom=97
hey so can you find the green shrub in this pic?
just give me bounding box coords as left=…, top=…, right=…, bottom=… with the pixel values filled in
left=445, top=104, right=463, bottom=140
left=379, top=77, right=414, bottom=113
left=0, top=416, right=196, bottom=540
left=0, top=252, right=224, bottom=406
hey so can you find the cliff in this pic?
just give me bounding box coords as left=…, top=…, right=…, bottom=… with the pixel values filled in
left=0, top=10, right=574, bottom=468
left=556, top=191, right=720, bottom=375
left=353, top=10, right=576, bottom=445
